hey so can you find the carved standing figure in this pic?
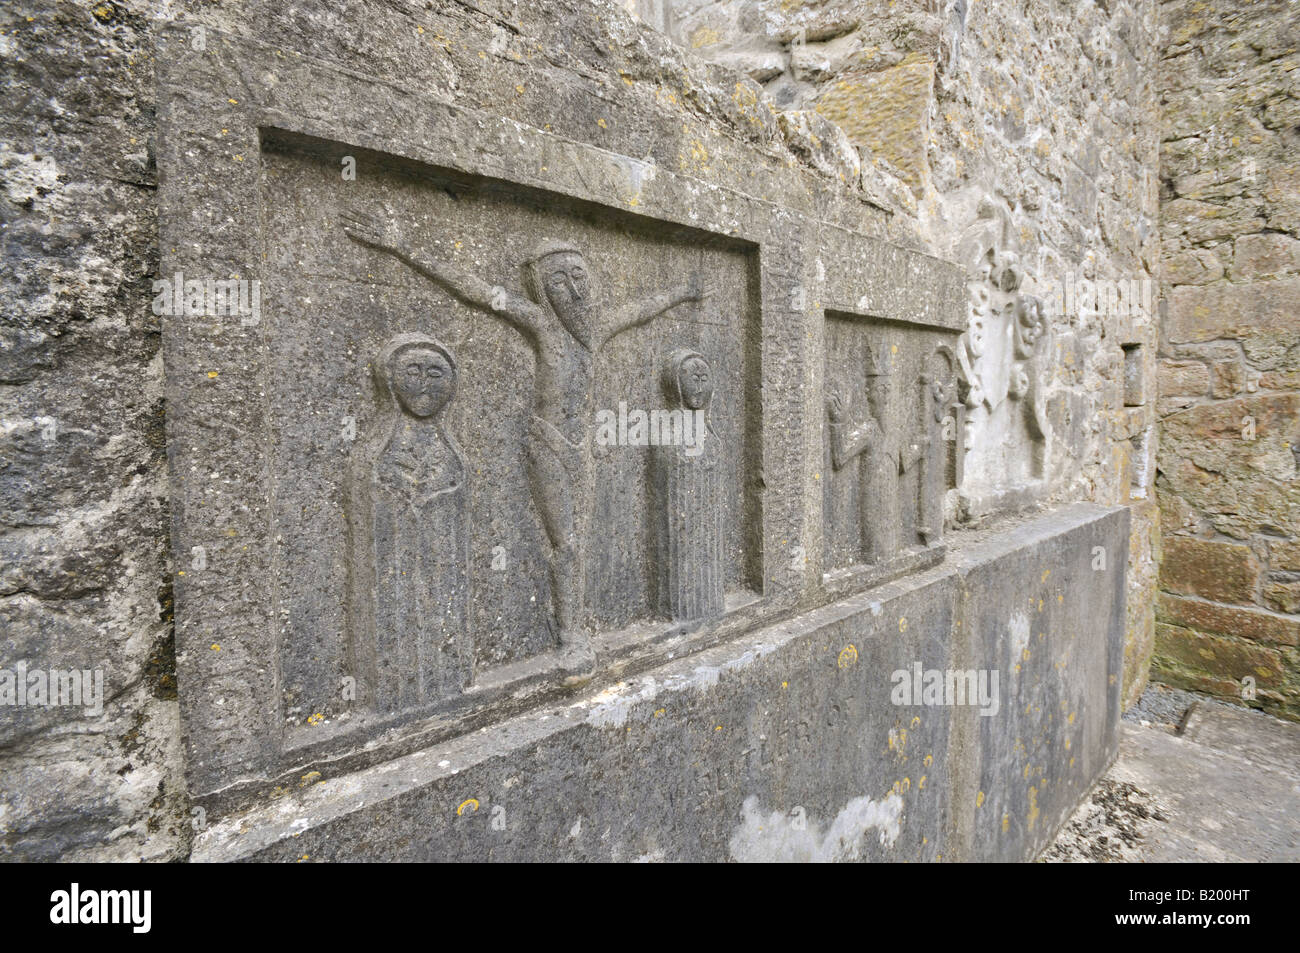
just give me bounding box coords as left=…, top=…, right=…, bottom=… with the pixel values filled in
left=827, top=342, right=900, bottom=563
left=346, top=333, right=469, bottom=713
left=342, top=208, right=708, bottom=674
left=653, top=348, right=725, bottom=626
left=918, top=346, right=958, bottom=546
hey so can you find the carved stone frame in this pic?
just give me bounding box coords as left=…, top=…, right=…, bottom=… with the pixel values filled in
left=158, top=28, right=965, bottom=806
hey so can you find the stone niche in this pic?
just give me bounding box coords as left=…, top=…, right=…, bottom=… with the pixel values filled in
left=822, top=312, right=962, bottom=588
left=261, top=132, right=764, bottom=744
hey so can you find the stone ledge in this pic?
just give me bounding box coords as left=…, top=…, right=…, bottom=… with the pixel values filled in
left=194, top=502, right=1127, bottom=862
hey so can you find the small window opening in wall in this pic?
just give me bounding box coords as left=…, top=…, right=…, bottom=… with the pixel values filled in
left=1122, top=343, right=1145, bottom=407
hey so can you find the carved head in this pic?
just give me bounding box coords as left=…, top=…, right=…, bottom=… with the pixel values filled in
left=525, top=241, right=596, bottom=347
left=664, top=348, right=714, bottom=412
left=926, top=346, right=957, bottom=422
left=375, top=333, right=458, bottom=420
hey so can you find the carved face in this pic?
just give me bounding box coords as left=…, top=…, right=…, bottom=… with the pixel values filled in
left=541, top=251, right=595, bottom=343
left=392, top=347, right=455, bottom=418
left=678, top=356, right=713, bottom=410
left=931, top=378, right=952, bottom=421
left=931, top=378, right=950, bottom=407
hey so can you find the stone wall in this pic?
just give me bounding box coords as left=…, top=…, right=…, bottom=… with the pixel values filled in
left=664, top=0, right=1163, bottom=709
left=1154, top=0, right=1300, bottom=719
left=0, top=0, right=1171, bottom=861
left=0, top=0, right=940, bottom=862
left=1, top=0, right=186, bottom=861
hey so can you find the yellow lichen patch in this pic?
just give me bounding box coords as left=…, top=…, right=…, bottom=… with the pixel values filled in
left=210, top=643, right=220, bottom=651
left=299, top=771, right=321, bottom=786
left=1001, top=813, right=1010, bottom=833
left=976, top=790, right=985, bottom=808
left=1027, top=786, right=1041, bottom=831
left=306, top=712, right=324, bottom=726
left=689, top=26, right=720, bottom=49
left=733, top=82, right=758, bottom=111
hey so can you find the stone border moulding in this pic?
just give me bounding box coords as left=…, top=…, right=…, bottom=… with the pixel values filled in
left=157, top=28, right=966, bottom=811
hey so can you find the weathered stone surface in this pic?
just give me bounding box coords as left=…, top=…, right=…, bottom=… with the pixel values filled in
left=1262, top=578, right=1300, bottom=616
left=1231, top=232, right=1300, bottom=281
left=1154, top=624, right=1287, bottom=694
left=1208, top=358, right=1245, bottom=399
left=1159, top=359, right=1209, bottom=397
left=813, top=58, right=934, bottom=190
left=190, top=504, right=1127, bottom=862
left=0, top=0, right=189, bottom=862
left=1157, top=592, right=1300, bottom=647
left=1167, top=277, right=1300, bottom=353
left=1157, top=394, right=1300, bottom=539
left=652, top=0, right=1165, bottom=718
left=157, top=23, right=966, bottom=806
left=3, top=0, right=1187, bottom=859
left=1268, top=539, right=1300, bottom=572
left=1163, top=247, right=1225, bottom=285
left=1159, top=536, right=1260, bottom=604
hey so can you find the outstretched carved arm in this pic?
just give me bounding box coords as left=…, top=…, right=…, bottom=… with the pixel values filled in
left=605, top=277, right=711, bottom=344
left=342, top=208, right=542, bottom=334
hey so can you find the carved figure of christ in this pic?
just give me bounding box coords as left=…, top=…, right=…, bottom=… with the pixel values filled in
left=342, top=209, right=708, bottom=672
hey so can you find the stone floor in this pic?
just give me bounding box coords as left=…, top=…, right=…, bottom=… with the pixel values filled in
left=1040, top=685, right=1300, bottom=862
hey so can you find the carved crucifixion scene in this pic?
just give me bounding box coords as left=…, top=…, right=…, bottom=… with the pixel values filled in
left=259, top=139, right=762, bottom=732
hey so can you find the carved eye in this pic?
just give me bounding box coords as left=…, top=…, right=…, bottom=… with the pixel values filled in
left=570, top=266, right=587, bottom=280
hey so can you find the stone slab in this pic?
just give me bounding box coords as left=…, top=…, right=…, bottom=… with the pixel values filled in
left=193, top=502, right=1127, bottom=861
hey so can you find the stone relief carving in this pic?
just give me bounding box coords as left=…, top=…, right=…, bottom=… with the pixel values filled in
left=652, top=348, right=725, bottom=627
left=825, top=329, right=959, bottom=570
left=346, top=333, right=470, bottom=713
left=341, top=208, right=709, bottom=674
left=955, top=207, right=1052, bottom=496
left=827, top=341, right=902, bottom=563
left=919, top=345, right=958, bottom=546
